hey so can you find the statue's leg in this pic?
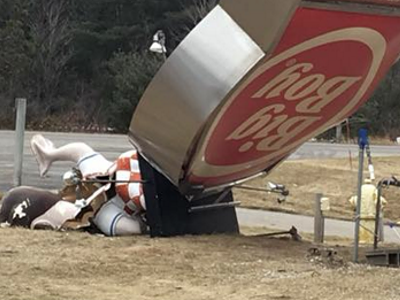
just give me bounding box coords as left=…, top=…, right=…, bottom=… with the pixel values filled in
left=93, top=197, right=146, bottom=236
left=31, top=134, right=97, bottom=177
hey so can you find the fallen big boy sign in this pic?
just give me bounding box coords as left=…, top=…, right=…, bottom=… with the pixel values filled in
left=130, top=0, right=400, bottom=193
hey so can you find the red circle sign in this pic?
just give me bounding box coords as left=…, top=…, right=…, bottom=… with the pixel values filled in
left=186, top=9, right=400, bottom=188
left=205, top=41, right=372, bottom=166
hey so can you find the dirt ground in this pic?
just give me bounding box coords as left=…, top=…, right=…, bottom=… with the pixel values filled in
left=234, top=156, right=400, bottom=222
left=0, top=227, right=399, bottom=300
left=2, top=156, right=400, bottom=299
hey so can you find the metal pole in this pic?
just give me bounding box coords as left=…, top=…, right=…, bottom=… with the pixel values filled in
left=314, top=193, right=324, bottom=244
left=365, top=144, right=375, bottom=180
left=13, top=98, right=27, bottom=187
left=336, top=123, right=343, bottom=143
left=236, top=185, right=276, bottom=193
left=353, top=146, right=365, bottom=262
left=373, top=182, right=382, bottom=250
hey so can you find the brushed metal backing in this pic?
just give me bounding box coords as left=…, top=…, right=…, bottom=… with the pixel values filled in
left=220, top=0, right=300, bottom=51
left=129, top=6, right=264, bottom=184
left=129, top=1, right=299, bottom=187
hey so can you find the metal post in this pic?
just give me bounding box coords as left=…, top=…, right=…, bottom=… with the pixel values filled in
left=353, top=128, right=368, bottom=263
left=336, top=123, right=343, bottom=143
left=13, top=98, right=27, bottom=187
left=314, top=193, right=324, bottom=244
left=373, top=182, right=382, bottom=250
left=353, top=148, right=364, bottom=262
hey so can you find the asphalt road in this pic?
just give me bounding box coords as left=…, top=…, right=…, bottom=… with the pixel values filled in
left=291, top=141, right=400, bottom=160
left=1, top=130, right=400, bottom=192
left=237, top=208, right=400, bottom=244
left=0, top=130, right=132, bottom=191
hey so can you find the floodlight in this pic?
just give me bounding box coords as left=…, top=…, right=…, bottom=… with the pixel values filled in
left=150, top=30, right=166, bottom=54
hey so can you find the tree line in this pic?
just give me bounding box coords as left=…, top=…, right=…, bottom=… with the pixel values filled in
left=0, top=0, right=398, bottom=137
left=0, top=0, right=216, bottom=132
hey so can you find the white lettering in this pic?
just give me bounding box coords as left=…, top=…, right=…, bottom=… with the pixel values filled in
left=251, top=63, right=313, bottom=99
left=296, top=76, right=361, bottom=113
left=285, top=74, right=325, bottom=100
left=256, top=116, right=321, bottom=151
left=226, top=103, right=321, bottom=153
left=226, top=104, right=285, bottom=141
left=251, top=62, right=361, bottom=114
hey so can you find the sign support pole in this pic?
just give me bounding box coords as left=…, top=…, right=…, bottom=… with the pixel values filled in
left=353, top=128, right=368, bottom=263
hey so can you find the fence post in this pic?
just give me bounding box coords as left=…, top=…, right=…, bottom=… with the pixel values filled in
left=13, top=98, right=27, bottom=187
left=336, top=123, right=343, bottom=143
left=314, top=193, right=325, bottom=244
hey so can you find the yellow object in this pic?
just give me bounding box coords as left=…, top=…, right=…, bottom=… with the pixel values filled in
left=348, top=183, right=386, bottom=244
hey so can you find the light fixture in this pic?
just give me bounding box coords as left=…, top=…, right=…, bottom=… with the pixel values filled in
left=150, top=30, right=167, bottom=54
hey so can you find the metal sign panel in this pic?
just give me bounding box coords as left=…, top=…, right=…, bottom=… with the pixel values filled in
left=129, top=0, right=299, bottom=188
left=129, top=0, right=400, bottom=194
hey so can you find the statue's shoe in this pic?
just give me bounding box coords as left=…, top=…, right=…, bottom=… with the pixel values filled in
left=30, top=134, right=55, bottom=177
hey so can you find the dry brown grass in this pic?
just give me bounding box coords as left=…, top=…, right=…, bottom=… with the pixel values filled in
left=2, top=157, right=400, bottom=299
left=0, top=227, right=399, bottom=300
left=234, top=157, right=400, bottom=222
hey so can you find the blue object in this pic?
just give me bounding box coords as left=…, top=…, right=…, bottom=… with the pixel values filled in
left=358, top=128, right=368, bottom=149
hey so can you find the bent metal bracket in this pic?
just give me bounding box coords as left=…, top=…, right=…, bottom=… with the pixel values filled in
left=129, top=0, right=400, bottom=195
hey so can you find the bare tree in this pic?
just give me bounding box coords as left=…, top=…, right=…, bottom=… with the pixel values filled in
left=30, top=0, right=73, bottom=108
left=169, top=0, right=219, bottom=43
left=184, top=0, right=219, bottom=26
